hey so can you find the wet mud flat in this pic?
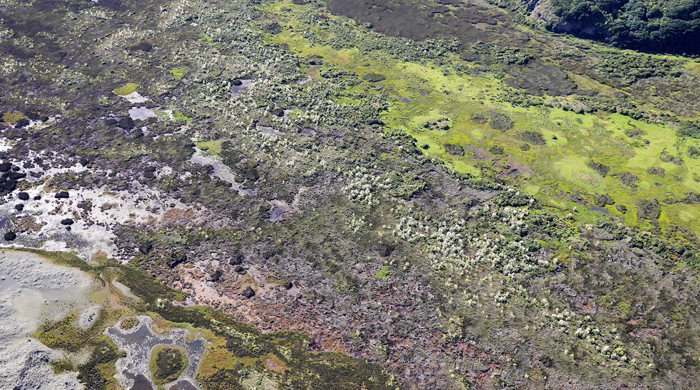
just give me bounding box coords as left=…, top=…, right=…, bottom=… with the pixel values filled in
left=106, top=315, right=205, bottom=390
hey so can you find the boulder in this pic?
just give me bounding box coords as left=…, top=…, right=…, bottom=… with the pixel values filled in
left=637, top=199, right=660, bottom=220
left=241, top=286, right=255, bottom=298
left=15, top=118, right=30, bottom=128
left=443, top=143, right=464, bottom=156
left=7, top=172, right=26, bottom=180
left=378, top=243, right=395, bottom=257
left=166, top=254, right=187, bottom=268
left=229, top=254, right=244, bottom=266
left=118, top=116, right=135, bottom=130
left=207, top=270, right=223, bottom=282
left=138, top=242, right=153, bottom=255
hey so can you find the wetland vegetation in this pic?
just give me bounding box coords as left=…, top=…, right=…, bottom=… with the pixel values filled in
left=0, top=0, right=698, bottom=388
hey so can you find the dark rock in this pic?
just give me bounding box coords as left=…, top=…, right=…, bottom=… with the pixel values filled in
left=105, top=118, right=118, bottom=126
left=263, top=21, right=281, bottom=34
left=470, top=113, right=488, bottom=124
left=231, top=79, right=243, bottom=86
left=444, top=143, right=464, bottom=156
left=18, top=192, right=29, bottom=200
left=14, top=204, right=24, bottom=212
left=588, top=161, right=610, bottom=177
left=682, top=192, right=700, bottom=204
left=4, top=231, right=16, bottom=241
left=4, top=180, right=17, bottom=192
left=234, top=266, right=247, bottom=275
left=128, top=42, right=153, bottom=52
left=539, top=355, right=553, bottom=368
left=241, top=287, right=255, bottom=298
left=229, top=254, right=244, bottom=266
left=15, top=118, right=30, bottom=128
left=284, top=281, right=293, bottom=289
left=647, top=167, right=665, bottom=177
left=208, top=270, right=223, bottom=282
left=0, top=162, right=11, bottom=172
left=489, top=113, right=514, bottom=131
left=637, top=199, right=660, bottom=220
left=118, top=116, right=135, bottom=130
left=618, top=172, right=639, bottom=188
left=594, top=194, right=615, bottom=207
left=7, top=172, right=26, bottom=180
left=363, top=72, right=386, bottom=82
left=60, top=218, right=74, bottom=225
left=378, top=243, right=395, bottom=257
left=166, top=254, right=187, bottom=268
left=520, top=131, right=546, bottom=145
left=33, top=195, right=41, bottom=200
left=139, top=242, right=153, bottom=254
left=307, top=54, right=323, bottom=65
left=55, top=191, right=69, bottom=199
left=271, top=108, right=285, bottom=117
left=488, top=145, right=504, bottom=155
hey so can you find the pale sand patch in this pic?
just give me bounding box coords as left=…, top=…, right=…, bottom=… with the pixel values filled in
left=0, top=250, right=98, bottom=389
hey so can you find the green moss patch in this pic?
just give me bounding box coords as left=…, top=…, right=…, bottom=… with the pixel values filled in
left=150, top=345, right=188, bottom=384
left=2, top=110, right=25, bottom=124
left=113, top=83, right=139, bottom=96
left=170, top=66, right=190, bottom=79
left=375, top=265, right=392, bottom=279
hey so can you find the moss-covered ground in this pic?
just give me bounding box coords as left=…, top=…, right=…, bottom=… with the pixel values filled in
left=150, top=345, right=188, bottom=384
left=263, top=0, right=700, bottom=237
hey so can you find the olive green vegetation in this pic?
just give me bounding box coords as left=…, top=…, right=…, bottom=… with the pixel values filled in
left=20, top=248, right=396, bottom=389
left=1, top=110, right=26, bottom=124
left=263, top=0, right=700, bottom=238
left=113, top=82, right=139, bottom=96
left=150, top=346, right=188, bottom=384
left=374, top=265, right=391, bottom=279
left=120, top=316, right=139, bottom=330
left=170, top=66, right=189, bottom=79
left=172, top=110, right=191, bottom=123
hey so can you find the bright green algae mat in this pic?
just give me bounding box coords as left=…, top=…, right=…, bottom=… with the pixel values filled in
left=263, top=0, right=700, bottom=236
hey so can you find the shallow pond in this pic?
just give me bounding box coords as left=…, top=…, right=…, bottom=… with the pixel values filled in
left=106, top=315, right=206, bottom=390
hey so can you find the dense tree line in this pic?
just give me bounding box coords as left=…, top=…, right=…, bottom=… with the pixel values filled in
left=498, top=0, right=700, bottom=54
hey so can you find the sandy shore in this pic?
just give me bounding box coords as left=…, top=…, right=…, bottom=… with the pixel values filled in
left=0, top=250, right=97, bottom=389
